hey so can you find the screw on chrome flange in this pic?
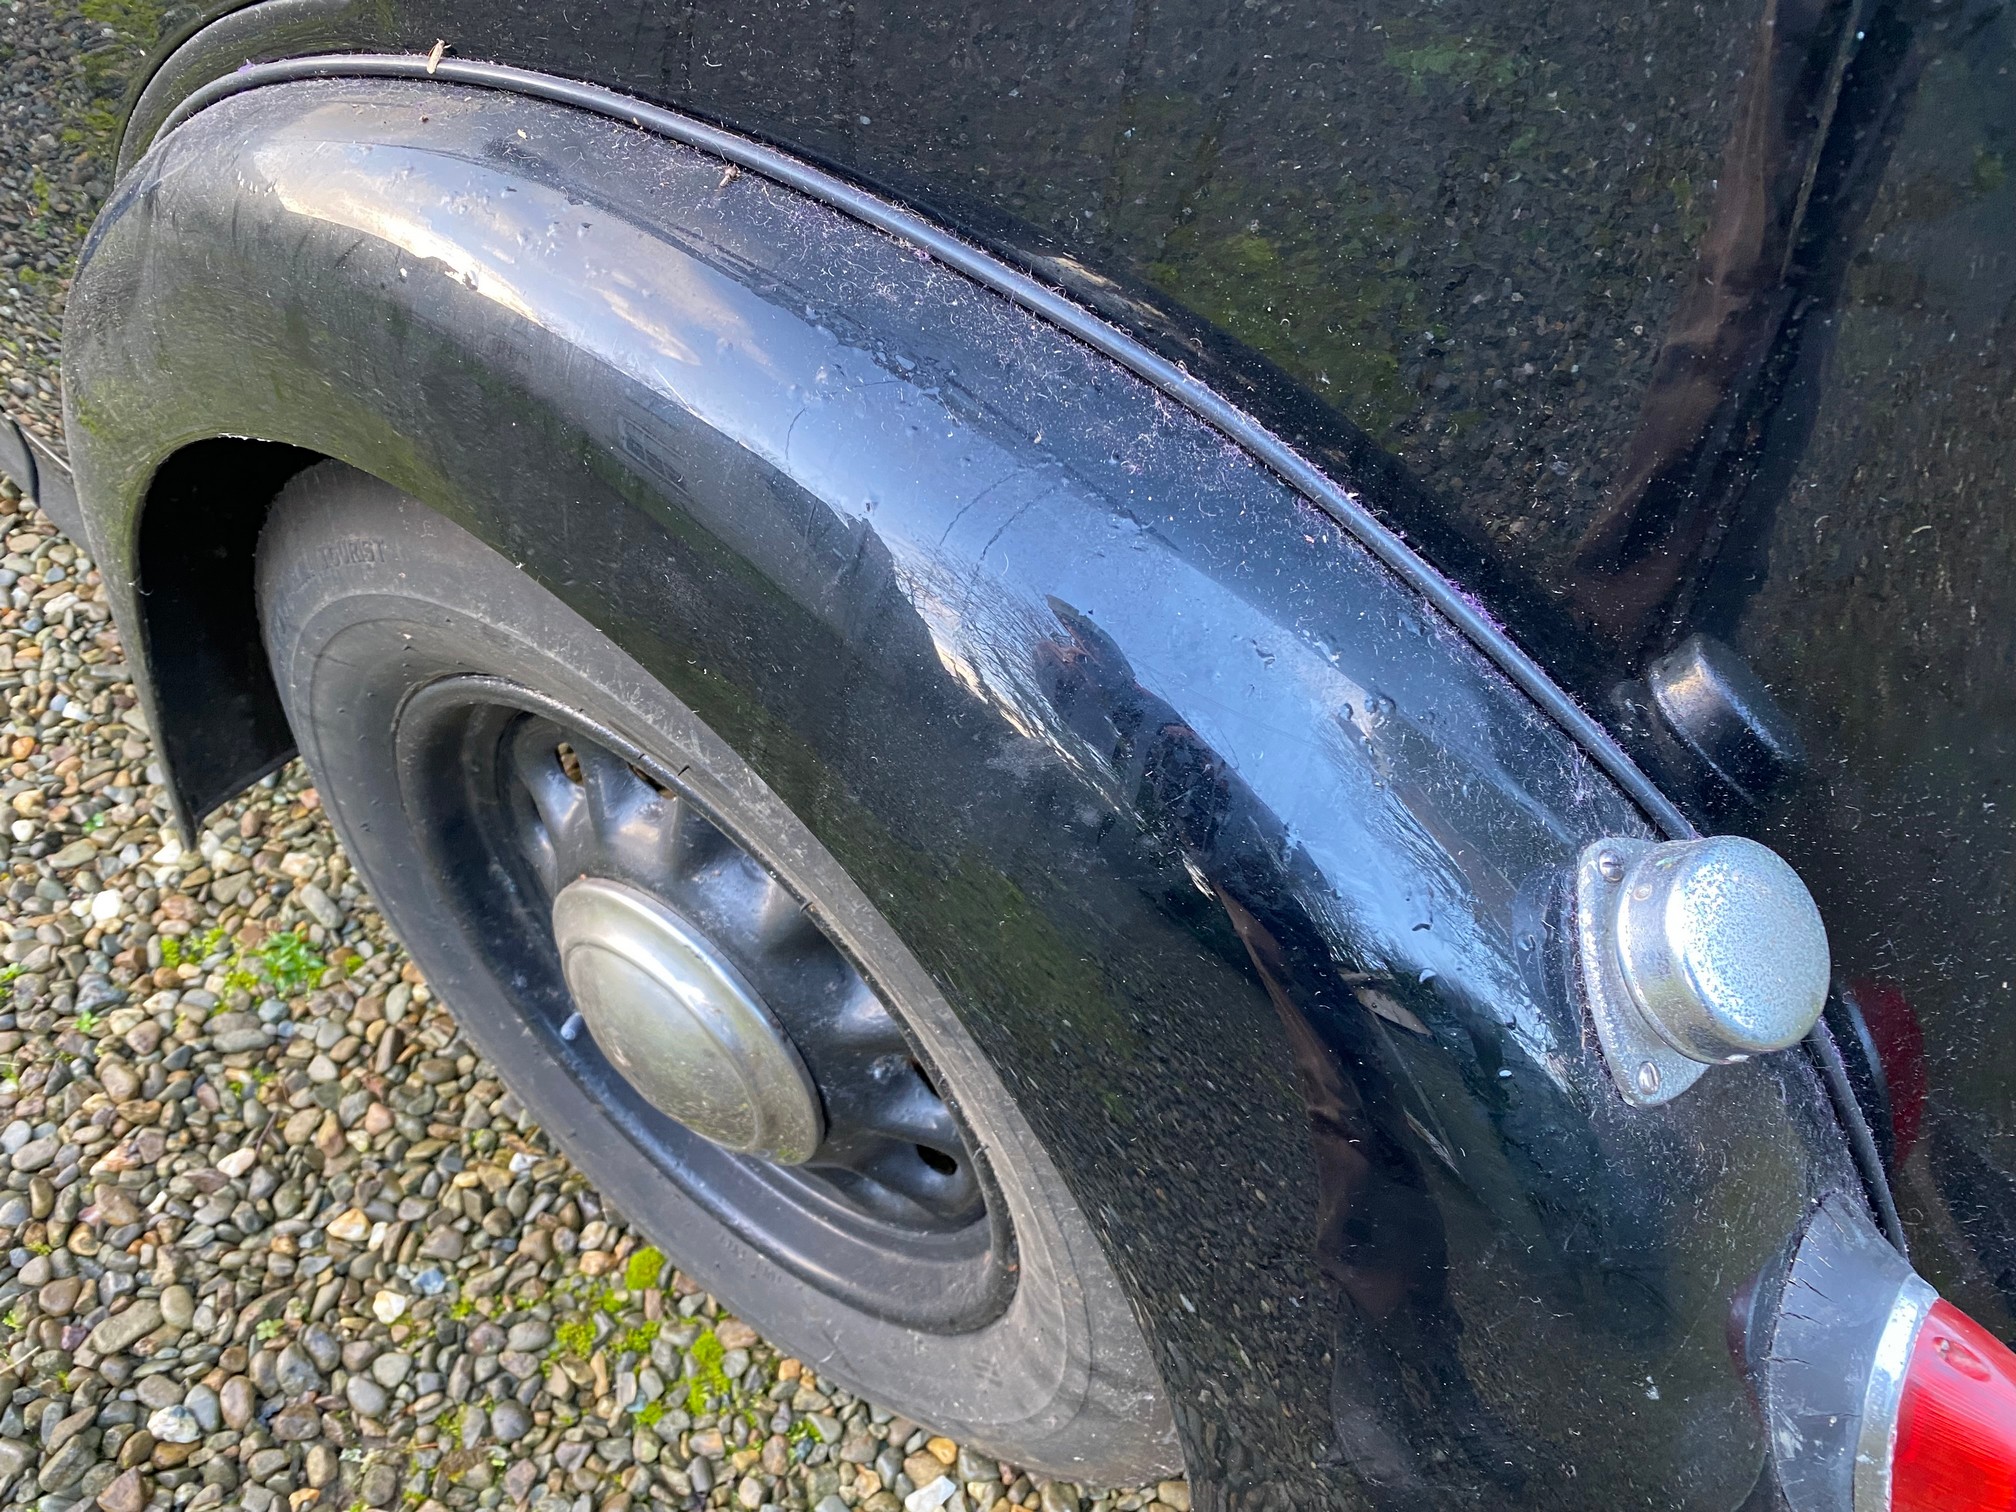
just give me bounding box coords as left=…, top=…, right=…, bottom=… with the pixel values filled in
left=1575, top=834, right=1830, bottom=1107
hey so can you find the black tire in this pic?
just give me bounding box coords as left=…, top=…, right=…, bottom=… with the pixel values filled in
left=255, top=461, right=1179, bottom=1482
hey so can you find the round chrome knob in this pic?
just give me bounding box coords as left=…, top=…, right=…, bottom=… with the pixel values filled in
left=1610, top=835, right=1830, bottom=1063
left=551, top=876, right=824, bottom=1163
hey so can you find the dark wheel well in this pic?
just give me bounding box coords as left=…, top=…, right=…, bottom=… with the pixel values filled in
left=133, top=437, right=322, bottom=820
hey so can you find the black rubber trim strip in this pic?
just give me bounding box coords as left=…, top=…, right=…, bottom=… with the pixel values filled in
left=1808, top=1014, right=1911, bottom=1255
left=144, top=55, right=1910, bottom=1249
left=147, top=52, right=1697, bottom=843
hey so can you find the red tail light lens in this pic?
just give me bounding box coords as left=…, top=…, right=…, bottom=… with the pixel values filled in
left=1845, top=977, right=1928, bottom=1165
left=1893, top=1299, right=2016, bottom=1511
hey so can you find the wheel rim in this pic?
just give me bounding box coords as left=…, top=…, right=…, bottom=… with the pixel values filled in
left=392, top=674, right=1013, bottom=1329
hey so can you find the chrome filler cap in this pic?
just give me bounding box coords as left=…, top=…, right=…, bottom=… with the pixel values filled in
left=552, top=876, right=824, bottom=1162
left=1576, top=834, right=1830, bottom=1105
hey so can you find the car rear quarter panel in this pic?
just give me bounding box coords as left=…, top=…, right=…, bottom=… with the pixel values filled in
left=61, top=81, right=1864, bottom=1508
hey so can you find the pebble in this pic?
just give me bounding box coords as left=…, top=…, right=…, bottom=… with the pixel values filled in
left=35, top=1439, right=92, bottom=1493
left=182, top=1384, right=221, bottom=1435
left=97, top=1060, right=138, bottom=1100
left=490, top=1399, right=532, bottom=1441
left=249, top=1347, right=280, bottom=1396
left=274, top=1344, right=321, bottom=1396
left=213, top=1144, right=256, bottom=1177
left=344, top=1376, right=388, bottom=1418
left=7, top=1136, right=55, bottom=1172
left=270, top=1403, right=322, bottom=1442
left=305, top=1444, right=339, bottom=1489
left=135, top=1377, right=181, bottom=1410
left=143, top=1407, right=199, bottom=1446
left=301, top=1325, right=341, bottom=1371
left=466, top=1319, right=505, bottom=1354
left=498, top=1349, right=540, bottom=1381
left=157, top=1283, right=194, bottom=1330
left=300, top=882, right=343, bottom=930
left=370, top=1351, right=412, bottom=1388
left=218, top=1377, right=254, bottom=1431
left=506, top=1318, right=553, bottom=1352
left=361, top=1463, right=400, bottom=1508
left=93, top=1468, right=143, bottom=1512
left=85, top=1300, right=161, bottom=1354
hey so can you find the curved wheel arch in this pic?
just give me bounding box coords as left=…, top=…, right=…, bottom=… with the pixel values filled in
left=118, top=46, right=1691, bottom=843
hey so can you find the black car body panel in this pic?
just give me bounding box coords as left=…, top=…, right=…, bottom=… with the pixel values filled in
left=58, top=79, right=1871, bottom=1506
left=68, top=0, right=2016, bottom=1363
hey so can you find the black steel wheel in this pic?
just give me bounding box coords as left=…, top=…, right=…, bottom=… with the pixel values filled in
left=254, top=461, right=1177, bottom=1480
left=393, top=677, right=1011, bottom=1329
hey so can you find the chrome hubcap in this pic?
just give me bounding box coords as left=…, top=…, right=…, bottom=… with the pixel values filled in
left=552, top=877, right=825, bottom=1164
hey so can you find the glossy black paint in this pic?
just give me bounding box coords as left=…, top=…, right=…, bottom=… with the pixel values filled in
left=62, top=82, right=1864, bottom=1507
left=136, top=49, right=1694, bottom=847
left=86, top=0, right=2016, bottom=1337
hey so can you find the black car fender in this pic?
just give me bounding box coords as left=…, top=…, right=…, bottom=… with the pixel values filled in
left=63, top=74, right=1866, bottom=1509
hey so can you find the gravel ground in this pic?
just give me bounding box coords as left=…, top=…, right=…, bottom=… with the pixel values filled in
left=0, top=0, right=115, bottom=450
left=0, top=469, right=1189, bottom=1512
